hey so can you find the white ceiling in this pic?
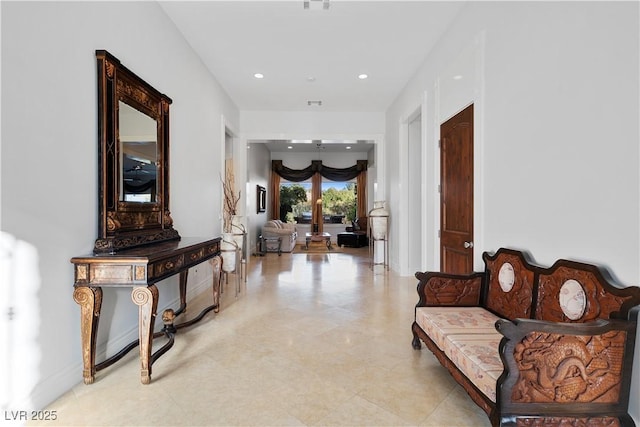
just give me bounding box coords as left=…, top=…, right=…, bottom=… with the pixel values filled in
left=160, top=1, right=465, bottom=113
left=255, top=138, right=375, bottom=153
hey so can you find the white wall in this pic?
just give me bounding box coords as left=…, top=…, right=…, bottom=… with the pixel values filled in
left=1, top=1, right=238, bottom=410
left=386, top=1, right=639, bottom=421
left=246, top=143, right=271, bottom=253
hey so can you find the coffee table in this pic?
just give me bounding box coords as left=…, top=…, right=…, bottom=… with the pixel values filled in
left=305, top=232, right=332, bottom=250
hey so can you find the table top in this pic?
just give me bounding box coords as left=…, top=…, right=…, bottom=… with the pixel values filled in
left=71, top=237, right=220, bottom=263
left=305, top=232, right=331, bottom=238
left=71, top=236, right=221, bottom=287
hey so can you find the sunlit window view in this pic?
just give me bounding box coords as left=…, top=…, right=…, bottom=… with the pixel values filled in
left=279, top=180, right=357, bottom=224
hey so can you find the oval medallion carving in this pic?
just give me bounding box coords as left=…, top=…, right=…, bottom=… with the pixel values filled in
left=559, top=279, right=587, bottom=320
left=498, top=262, right=515, bottom=292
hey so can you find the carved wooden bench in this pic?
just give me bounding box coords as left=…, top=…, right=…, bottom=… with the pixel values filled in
left=411, top=248, right=640, bottom=426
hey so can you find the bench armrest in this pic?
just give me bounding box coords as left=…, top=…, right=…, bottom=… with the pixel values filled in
left=495, top=317, right=638, bottom=426
left=414, top=271, right=484, bottom=307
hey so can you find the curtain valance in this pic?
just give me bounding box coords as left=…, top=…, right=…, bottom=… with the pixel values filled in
left=272, top=159, right=367, bottom=182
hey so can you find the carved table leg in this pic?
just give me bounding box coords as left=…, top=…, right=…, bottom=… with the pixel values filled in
left=179, top=270, right=188, bottom=311
left=210, top=256, right=222, bottom=312
left=131, top=285, right=158, bottom=385
left=73, top=286, right=103, bottom=385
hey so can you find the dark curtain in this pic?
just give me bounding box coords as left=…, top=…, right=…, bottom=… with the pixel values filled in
left=272, top=160, right=367, bottom=182
left=356, top=170, right=368, bottom=233
left=272, top=160, right=316, bottom=182
left=123, top=179, right=156, bottom=194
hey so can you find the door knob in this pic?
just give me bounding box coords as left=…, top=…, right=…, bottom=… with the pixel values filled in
left=464, top=241, right=474, bottom=249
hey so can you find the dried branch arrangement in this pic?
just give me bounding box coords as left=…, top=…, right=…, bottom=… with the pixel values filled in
left=221, top=168, right=241, bottom=233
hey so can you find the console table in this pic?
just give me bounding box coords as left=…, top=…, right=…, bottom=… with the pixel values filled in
left=71, top=237, right=221, bottom=385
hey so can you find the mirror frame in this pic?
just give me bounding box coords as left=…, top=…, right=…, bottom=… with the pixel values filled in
left=94, top=50, right=179, bottom=253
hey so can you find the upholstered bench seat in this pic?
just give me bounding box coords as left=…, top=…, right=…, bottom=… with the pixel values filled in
left=415, top=306, right=503, bottom=402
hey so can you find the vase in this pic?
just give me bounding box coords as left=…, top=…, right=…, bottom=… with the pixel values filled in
left=368, top=201, right=389, bottom=240
left=220, top=232, right=237, bottom=273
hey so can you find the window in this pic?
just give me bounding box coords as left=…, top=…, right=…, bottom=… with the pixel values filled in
left=279, top=179, right=357, bottom=224
left=279, top=181, right=310, bottom=223
left=321, top=180, right=357, bottom=224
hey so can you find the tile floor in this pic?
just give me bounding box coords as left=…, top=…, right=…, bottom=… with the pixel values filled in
left=31, top=247, right=491, bottom=426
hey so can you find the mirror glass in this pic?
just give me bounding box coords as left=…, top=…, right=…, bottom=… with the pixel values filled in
left=118, top=101, right=158, bottom=203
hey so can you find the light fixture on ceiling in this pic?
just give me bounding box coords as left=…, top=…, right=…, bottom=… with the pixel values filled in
left=307, top=100, right=322, bottom=106
left=358, top=74, right=368, bottom=80
left=254, top=73, right=264, bottom=79
left=304, top=0, right=329, bottom=10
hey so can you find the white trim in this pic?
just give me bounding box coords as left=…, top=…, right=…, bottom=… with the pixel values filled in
left=473, top=31, right=486, bottom=271
left=398, top=99, right=425, bottom=276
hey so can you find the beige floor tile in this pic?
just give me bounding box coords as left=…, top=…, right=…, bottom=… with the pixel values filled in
left=30, top=248, right=492, bottom=427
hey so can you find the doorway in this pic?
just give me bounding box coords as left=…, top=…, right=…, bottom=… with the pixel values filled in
left=440, top=104, right=474, bottom=274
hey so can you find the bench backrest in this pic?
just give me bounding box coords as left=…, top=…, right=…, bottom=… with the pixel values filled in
left=483, top=249, right=536, bottom=320
left=482, top=248, right=640, bottom=322
left=535, top=259, right=640, bottom=322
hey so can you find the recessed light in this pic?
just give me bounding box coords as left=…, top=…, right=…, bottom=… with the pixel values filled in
left=307, top=76, right=316, bottom=82
left=288, top=146, right=293, bottom=149
left=358, top=74, right=368, bottom=80
left=346, top=146, right=352, bottom=150
left=453, top=75, right=463, bottom=80
left=254, top=73, right=264, bottom=79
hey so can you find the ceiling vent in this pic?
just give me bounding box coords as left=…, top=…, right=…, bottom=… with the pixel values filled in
left=303, top=0, right=329, bottom=10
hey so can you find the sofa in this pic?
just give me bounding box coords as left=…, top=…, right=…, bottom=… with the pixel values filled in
left=261, top=220, right=297, bottom=253
left=411, top=248, right=640, bottom=427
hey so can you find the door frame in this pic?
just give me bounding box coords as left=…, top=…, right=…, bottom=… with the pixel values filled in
left=398, top=92, right=429, bottom=276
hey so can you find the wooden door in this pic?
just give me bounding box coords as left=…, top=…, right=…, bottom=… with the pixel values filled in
left=440, top=104, right=474, bottom=274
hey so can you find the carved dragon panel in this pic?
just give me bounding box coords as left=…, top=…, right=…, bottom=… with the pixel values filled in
left=511, top=330, right=627, bottom=404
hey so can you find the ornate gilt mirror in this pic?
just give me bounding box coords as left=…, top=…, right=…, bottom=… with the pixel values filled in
left=94, top=50, right=179, bottom=253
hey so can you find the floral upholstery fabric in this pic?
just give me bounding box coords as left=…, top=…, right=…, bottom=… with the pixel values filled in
left=415, top=307, right=501, bottom=349
left=443, top=334, right=503, bottom=402
left=415, top=307, right=503, bottom=403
